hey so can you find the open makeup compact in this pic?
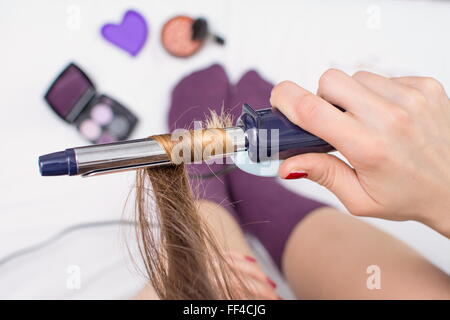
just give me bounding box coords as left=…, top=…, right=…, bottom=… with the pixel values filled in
left=44, top=63, right=138, bottom=144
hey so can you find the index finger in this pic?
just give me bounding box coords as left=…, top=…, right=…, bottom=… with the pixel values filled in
left=270, top=80, right=363, bottom=151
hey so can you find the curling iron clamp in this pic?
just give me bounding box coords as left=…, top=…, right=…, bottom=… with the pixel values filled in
left=38, top=104, right=334, bottom=177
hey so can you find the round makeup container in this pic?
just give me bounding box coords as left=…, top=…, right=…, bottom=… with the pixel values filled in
left=161, top=16, right=203, bottom=57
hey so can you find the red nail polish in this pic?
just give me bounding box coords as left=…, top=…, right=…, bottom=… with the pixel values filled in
left=245, top=256, right=257, bottom=263
left=284, top=172, right=308, bottom=180
left=267, top=278, right=277, bottom=289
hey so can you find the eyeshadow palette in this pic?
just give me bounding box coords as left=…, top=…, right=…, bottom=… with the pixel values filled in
left=44, top=63, right=138, bottom=144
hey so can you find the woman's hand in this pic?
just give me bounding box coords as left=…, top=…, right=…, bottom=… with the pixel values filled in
left=223, top=252, right=280, bottom=300
left=270, top=69, right=450, bottom=237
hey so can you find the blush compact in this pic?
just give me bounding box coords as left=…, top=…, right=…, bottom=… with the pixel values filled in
left=161, top=16, right=225, bottom=58
left=44, top=63, right=138, bottom=144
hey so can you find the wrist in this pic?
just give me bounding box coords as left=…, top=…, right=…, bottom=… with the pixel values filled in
left=421, top=200, right=450, bottom=239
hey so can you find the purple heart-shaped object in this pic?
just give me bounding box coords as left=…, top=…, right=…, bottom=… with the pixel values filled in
left=101, top=10, right=148, bottom=56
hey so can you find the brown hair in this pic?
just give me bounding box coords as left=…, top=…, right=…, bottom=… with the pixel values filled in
left=134, top=111, right=249, bottom=299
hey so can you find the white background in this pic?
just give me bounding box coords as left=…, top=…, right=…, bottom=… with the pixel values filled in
left=0, top=0, right=449, bottom=299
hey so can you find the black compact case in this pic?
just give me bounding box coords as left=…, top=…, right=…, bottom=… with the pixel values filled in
left=44, top=63, right=138, bottom=144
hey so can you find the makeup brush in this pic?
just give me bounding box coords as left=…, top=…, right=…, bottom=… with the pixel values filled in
left=192, top=18, right=225, bottom=46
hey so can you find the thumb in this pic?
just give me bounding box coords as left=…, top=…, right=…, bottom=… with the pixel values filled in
left=278, top=153, right=377, bottom=216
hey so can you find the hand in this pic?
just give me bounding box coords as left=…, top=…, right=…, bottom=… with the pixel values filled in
left=222, top=252, right=280, bottom=300
left=270, top=69, right=450, bottom=237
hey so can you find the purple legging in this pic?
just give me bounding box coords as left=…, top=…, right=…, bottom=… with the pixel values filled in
left=167, top=64, right=325, bottom=270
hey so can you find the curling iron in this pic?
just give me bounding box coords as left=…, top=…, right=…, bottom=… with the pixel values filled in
left=38, top=104, right=334, bottom=177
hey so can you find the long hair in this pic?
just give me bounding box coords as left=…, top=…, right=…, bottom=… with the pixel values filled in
left=134, top=110, right=250, bottom=299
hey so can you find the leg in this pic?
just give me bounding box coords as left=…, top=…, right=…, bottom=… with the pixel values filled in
left=196, top=200, right=253, bottom=255
left=197, top=200, right=280, bottom=299
left=283, top=208, right=450, bottom=299
left=226, top=70, right=326, bottom=269
left=135, top=283, right=159, bottom=300
left=136, top=200, right=279, bottom=299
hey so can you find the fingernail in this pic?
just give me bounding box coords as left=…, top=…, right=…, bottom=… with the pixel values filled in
left=245, top=256, right=257, bottom=263
left=267, top=277, right=277, bottom=289
left=284, top=171, right=308, bottom=180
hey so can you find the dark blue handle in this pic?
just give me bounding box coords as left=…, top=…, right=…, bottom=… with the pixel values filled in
left=236, top=104, right=334, bottom=162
